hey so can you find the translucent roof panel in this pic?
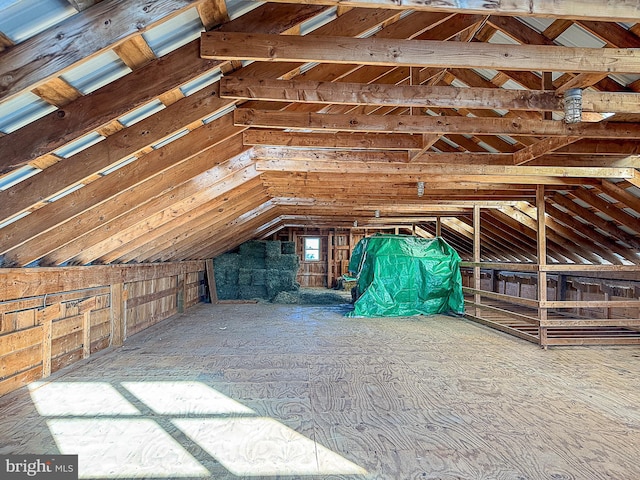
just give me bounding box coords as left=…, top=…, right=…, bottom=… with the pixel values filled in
left=47, top=183, right=84, bottom=203
left=0, top=0, right=76, bottom=43
left=151, top=129, right=189, bottom=149
left=61, top=50, right=132, bottom=94
left=226, top=0, right=264, bottom=20
left=142, top=8, right=204, bottom=58
left=555, top=24, right=606, bottom=48
left=118, top=100, right=166, bottom=127
left=0, top=210, right=30, bottom=229
left=54, top=132, right=105, bottom=158
left=488, top=30, right=520, bottom=45
left=0, top=91, right=56, bottom=133
left=0, top=164, right=41, bottom=190
left=300, top=7, right=337, bottom=35
left=100, top=156, right=137, bottom=176
left=180, top=69, right=222, bottom=97
left=516, top=17, right=554, bottom=34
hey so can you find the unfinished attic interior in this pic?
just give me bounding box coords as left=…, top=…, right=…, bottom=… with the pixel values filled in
left=1, top=0, right=640, bottom=477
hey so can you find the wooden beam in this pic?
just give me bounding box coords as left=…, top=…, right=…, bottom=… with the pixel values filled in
left=253, top=154, right=634, bottom=179
left=234, top=109, right=640, bottom=139
left=571, top=187, right=640, bottom=235
left=513, top=137, right=581, bottom=165
left=0, top=88, right=236, bottom=225
left=243, top=130, right=424, bottom=150
left=0, top=3, right=326, bottom=171
left=0, top=0, right=204, bottom=102
left=221, top=77, right=563, bottom=111
left=551, top=192, right=640, bottom=251
left=3, top=129, right=247, bottom=266
left=226, top=0, right=640, bottom=22
left=202, top=32, right=640, bottom=74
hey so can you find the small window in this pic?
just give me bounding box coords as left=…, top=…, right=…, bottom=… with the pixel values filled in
left=304, top=238, right=320, bottom=261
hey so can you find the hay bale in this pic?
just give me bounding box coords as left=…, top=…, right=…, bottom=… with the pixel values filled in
left=281, top=241, right=296, bottom=255
left=239, top=285, right=268, bottom=300
left=266, top=254, right=299, bottom=271
left=239, top=240, right=266, bottom=258
left=238, top=268, right=252, bottom=286
left=225, top=268, right=239, bottom=285
left=272, top=291, right=299, bottom=304
left=252, top=268, right=266, bottom=286
left=240, top=255, right=266, bottom=269
left=265, top=241, right=282, bottom=258
left=266, top=270, right=299, bottom=299
left=214, top=253, right=240, bottom=287
left=217, top=285, right=239, bottom=300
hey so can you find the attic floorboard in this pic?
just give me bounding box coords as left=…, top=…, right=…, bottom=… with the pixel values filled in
left=0, top=301, right=639, bottom=479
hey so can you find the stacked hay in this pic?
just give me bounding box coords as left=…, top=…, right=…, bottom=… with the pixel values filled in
left=213, top=240, right=300, bottom=301
left=213, top=253, right=240, bottom=300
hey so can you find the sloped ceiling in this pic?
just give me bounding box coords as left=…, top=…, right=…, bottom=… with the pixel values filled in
left=0, top=0, right=639, bottom=266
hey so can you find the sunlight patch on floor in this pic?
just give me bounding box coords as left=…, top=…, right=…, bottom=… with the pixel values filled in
left=174, top=417, right=367, bottom=476
left=47, top=418, right=209, bottom=478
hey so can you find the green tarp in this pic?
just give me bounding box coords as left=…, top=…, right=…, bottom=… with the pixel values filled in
left=347, top=234, right=464, bottom=318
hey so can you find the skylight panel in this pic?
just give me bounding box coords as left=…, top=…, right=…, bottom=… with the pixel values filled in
left=54, top=132, right=105, bottom=158
left=118, top=100, right=166, bottom=127
left=0, top=165, right=41, bottom=190
left=100, top=156, right=137, bottom=176
left=0, top=210, right=30, bottom=229
left=477, top=141, right=499, bottom=153
left=555, top=24, right=606, bottom=48
left=300, top=7, right=337, bottom=35
left=472, top=69, right=499, bottom=82
left=180, top=69, right=222, bottom=96
left=47, top=183, right=84, bottom=202
left=152, top=129, right=189, bottom=149
left=500, top=79, right=527, bottom=90
left=226, top=0, right=264, bottom=20
left=142, top=8, right=204, bottom=57
left=0, top=0, right=75, bottom=43
left=203, top=104, right=236, bottom=124
left=0, top=91, right=56, bottom=133
left=488, top=30, right=520, bottom=45
left=61, top=50, right=131, bottom=94
left=515, top=17, right=554, bottom=34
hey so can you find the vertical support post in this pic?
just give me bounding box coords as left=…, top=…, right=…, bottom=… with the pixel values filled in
left=110, top=283, right=124, bottom=347
left=82, top=311, right=91, bottom=359
left=436, top=217, right=442, bottom=237
left=205, top=259, right=217, bottom=304
left=542, top=72, right=553, bottom=120
left=473, top=205, right=481, bottom=316
left=177, top=273, right=186, bottom=313
left=537, top=184, right=548, bottom=349
left=37, top=303, right=60, bottom=379
left=41, top=317, right=52, bottom=379
left=327, top=231, right=333, bottom=288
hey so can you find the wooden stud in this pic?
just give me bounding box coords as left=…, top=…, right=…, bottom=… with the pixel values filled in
left=205, top=259, right=218, bottom=304
left=110, top=283, right=124, bottom=347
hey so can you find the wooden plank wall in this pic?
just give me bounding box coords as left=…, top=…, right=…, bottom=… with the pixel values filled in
left=0, top=261, right=204, bottom=396
left=276, top=227, right=394, bottom=288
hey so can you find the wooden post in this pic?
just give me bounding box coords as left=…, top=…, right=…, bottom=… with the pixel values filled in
left=436, top=217, right=442, bottom=237
left=82, top=311, right=91, bottom=359
left=177, top=273, right=186, bottom=313
left=110, top=283, right=125, bottom=347
left=205, top=259, right=218, bottom=304
left=41, top=318, right=52, bottom=379
left=327, top=231, right=333, bottom=288
left=537, top=185, right=548, bottom=349
left=542, top=72, right=553, bottom=120
left=473, top=205, right=481, bottom=316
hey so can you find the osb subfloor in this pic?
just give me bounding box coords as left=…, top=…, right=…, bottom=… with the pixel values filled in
left=2, top=302, right=640, bottom=480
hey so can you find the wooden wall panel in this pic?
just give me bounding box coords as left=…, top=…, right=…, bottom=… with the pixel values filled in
left=0, top=261, right=204, bottom=396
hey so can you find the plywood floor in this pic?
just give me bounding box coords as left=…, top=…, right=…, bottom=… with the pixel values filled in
left=1, top=301, right=640, bottom=479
